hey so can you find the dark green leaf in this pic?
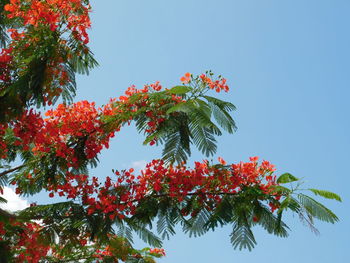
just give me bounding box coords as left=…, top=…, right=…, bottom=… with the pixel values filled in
left=230, top=223, right=256, bottom=251
left=166, top=102, right=192, bottom=114
left=298, top=194, right=339, bottom=224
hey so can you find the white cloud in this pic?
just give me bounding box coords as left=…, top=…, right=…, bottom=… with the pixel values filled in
left=131, top=160, right=148, bottom=172
left=0, top=187, right=29, bottom=212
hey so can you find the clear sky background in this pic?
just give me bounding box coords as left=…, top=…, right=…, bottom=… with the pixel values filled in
left=2, top=0, right=349, bottom=262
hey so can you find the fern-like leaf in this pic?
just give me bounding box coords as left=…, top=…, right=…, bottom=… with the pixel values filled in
left=162, top=120, right=191, bottom=164
left=131, top=223, right=162, bottom=247
left=308, top=189, right=342, bottom=202
left=298, top=194, right=339, bottom=224
left=183, top=208, right=211, bottom=238
left=156, top=209, right=176, bottom=240
left=253, top=202, right=289, bottom=237
left=230, top=222, right=256, bottom=251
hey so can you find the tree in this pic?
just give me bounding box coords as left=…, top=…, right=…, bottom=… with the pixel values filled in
left=0, top=0, right=341, bottom=262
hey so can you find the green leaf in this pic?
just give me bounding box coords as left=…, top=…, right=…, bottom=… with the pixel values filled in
left=203, top=96, right=237, bottom=134
left=68, top=40, right=99, bottom=75
left=210, top=102, right=236, bottom=133
left=143, top=129, right=166, bottom=145
left=277, top=197, right=291, bottom=215
left=183, top=208, right=211, bottom=238
left=253, top=202, right=289, bottom=237
left=298, top=194, right=339, bottom=224
left=156, top=212, right=175, bottom=240
left=286, top=197, right=301, bottom=213
left=166, top=102, right=192, bottom=114
left=270, top=185, right=291, bottom=194
left=203, top=95, right=236, bottom=112
left=162, top=123, right=191, bottom=164
left=156, top=203, right=178, bottom=240
left=116, top=224, right=134, bottom=244
left=277, top=173, right=299, bottom=184
left=230, top=223, right=256, bottom=251
left=168, top=86, right=192, bottom=94
left=134, top=226, right=163, bottom=247
left=308, top=189, right=342, bottom=202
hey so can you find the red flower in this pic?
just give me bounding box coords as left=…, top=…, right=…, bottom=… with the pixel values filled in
left=180, top=72, right=191, bottom=83
left=218, top=157, right=227, bottom=165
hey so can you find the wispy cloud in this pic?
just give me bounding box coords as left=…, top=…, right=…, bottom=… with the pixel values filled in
left=131, top=160, right=148, bottom=172
left=0, top=187, right=29, bottom=212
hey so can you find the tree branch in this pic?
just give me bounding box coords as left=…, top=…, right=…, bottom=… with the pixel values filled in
left=122, top=191, right=239, bottom=205
left=0, top=164, right=26, bottom=177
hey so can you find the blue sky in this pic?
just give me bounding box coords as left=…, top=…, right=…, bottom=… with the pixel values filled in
left=3, top=0, right=349, bottom=262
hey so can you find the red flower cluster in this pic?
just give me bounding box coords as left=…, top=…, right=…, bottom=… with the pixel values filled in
left=199, top=73, right=229, bottom=93
left=0, top=79, right=185, bottom=170
left=0, top=222, right=6, bottom=236
left=180, top=72, right=191, bottom=84
left=13, top=109, right=44, bottom=151
left=1, top=75, right=273, bottom=216
left=4, top=0, right=91, bottom=42
left=0, top=48, right=13, bottom=83
left=0, top=220, right=50, bottom=262
left=2, top=81, right=190, bottom=201
left=114, top=81, right=183, bottom=145
left=149, top=248, right=166, bottom=256
left=46, top=157, right=280, bottom=222
left=1, top=69, right=229, bottom=165
left=1, top=0, right=92, bottom=108
left=11, top=101, right=113, bottom=169
left=43, top=101, right=110, bottom=160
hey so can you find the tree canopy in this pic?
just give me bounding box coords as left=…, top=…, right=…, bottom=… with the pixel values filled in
left=0, top=1, right=341, bottom=262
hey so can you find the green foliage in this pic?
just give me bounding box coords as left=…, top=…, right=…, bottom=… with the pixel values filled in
left=230, top=218, right=257, bottom=251
left=308, top=189, right=342, bottom=202
left=161, top=114, right=192, bottom=165
left=131, top=223, right=163, bottom=248
left=203, top=95, right=237, bottom=133
left=156, top=201, right=177, bottom=240
left=168, top=86, right=192, bottom=94
left=139, top=87, right=237, bottom=164
left=252, top=202, right=289, bottom=237
left=0, top=22, right=99, bottom=123
left=67, top=37, right=99, bottom=76
left=277, top=173, right=299, bottom=184
left=297, top=194, right=339, bottom=224
left=183, top=208, right=211, bottom=238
